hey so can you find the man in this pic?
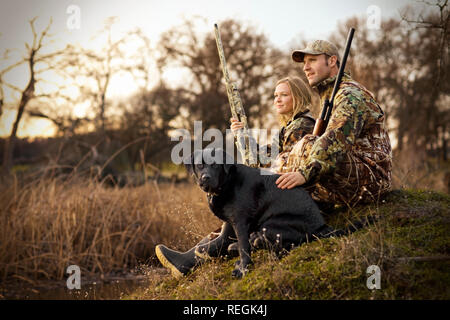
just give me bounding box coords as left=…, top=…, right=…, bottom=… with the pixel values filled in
left=277, top=39, right=392, bottom=206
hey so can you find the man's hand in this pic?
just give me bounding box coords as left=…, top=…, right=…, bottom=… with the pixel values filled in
left=276, top=172, right=306, bottom=189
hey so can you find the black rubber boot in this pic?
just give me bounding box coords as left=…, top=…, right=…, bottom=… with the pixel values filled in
left=155, top=223, right=236, bottom=278
left=155, top=244, right=201, bottom=278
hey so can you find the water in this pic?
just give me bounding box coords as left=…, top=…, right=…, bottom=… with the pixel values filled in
left=26, top=278, right=149, bottom=300
left=1, top=268, right=169, bottom=300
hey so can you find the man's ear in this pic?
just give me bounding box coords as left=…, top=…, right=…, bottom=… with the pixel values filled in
left=328, top=55, right=338, bottom=68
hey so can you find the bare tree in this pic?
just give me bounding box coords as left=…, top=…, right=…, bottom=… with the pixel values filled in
left=400, top=0, right=449, bottom=160
left=80, top=19, right=154, bottom=136
left=1, top=17, right=64, bottom=175
left=28, top=24, right=153, bottom=137
left=24, top=19, right=156, bottom=171
left=401, top=0, right=449, bottom=87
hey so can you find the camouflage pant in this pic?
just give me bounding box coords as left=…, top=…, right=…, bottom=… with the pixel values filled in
left=283, top=134, right=392, bottom=206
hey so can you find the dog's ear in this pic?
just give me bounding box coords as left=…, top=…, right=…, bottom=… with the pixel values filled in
left=183, top=153, right=195, bottom=177
left=223, top=162, right=235, bottom=175
left=183, top=150, right=197, bottom=178
left=220, top=149, right=236, bottom=175
left=184, top=150, right=203, bottom=178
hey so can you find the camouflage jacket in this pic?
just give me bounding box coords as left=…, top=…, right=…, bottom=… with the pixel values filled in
left=295, top=73, right=393, bottom=204
left=256, top=110, right=315, bottom=171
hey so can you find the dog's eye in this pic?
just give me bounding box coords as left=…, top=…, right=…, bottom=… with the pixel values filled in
left=197, top=163, right=204, bottom=170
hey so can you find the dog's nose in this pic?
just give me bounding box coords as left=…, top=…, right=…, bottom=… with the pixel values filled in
left=200, top=174, right=211, bottom=184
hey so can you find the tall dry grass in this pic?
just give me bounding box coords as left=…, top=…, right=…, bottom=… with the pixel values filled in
left=392, top=149, right=449, bottom=194
left=0, top=175, right=220, bottom=284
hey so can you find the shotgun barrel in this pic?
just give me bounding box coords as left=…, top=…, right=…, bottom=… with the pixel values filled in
left=214, top=23, right=257, bottom=166
left=312, top=28, right=355, bottom=136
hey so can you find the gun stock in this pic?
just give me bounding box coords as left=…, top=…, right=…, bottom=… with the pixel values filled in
left=313, top=119, right=326, bottom=136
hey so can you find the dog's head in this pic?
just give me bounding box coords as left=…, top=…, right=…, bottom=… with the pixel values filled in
left=184, top=148, right=235, bottom=194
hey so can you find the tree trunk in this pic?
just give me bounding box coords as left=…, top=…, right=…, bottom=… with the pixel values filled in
left=1, top=68, right=35, bottom=175
left=442, top=123, right=447, bottom=161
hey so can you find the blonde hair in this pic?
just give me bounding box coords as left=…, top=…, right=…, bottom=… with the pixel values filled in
left=275, top=76, right=312, bottom=127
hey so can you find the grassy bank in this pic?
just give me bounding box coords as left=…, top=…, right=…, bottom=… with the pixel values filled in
left=127, top=189, right=450, bottom=300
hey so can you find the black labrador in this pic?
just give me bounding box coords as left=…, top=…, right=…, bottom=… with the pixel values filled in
left=184, top=148, right=341, bottom=278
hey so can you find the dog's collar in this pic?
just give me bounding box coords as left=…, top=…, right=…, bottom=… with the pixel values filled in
left=207, top=188, right=221, bottom=197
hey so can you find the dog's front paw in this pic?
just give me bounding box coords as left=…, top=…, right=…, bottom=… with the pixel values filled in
left=232, top=261, right=249, bottom=279
left=232, top=267, right=247, bottom=279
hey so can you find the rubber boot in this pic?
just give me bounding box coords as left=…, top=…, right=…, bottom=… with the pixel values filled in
left=155, top=223, right=236, bottom=278
left=155, top=244, right=200, bottom=278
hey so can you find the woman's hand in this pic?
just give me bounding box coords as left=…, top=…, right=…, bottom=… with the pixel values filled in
left=230, top=118, right=244, bottom=135
left=276, top=172, right=306, bottom=189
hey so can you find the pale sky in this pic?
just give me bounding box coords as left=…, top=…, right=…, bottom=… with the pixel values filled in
left=0, top=0, right=414, bottom=49
left=0, top=0, right=416, bottom=137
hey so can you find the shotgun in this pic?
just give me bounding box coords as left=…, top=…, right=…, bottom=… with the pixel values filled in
left=214, top=23, right=257, bottom=166
left=312, top=28, right=355, bottom=136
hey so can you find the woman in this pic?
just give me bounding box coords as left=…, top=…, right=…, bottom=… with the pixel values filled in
left=156, top=76, right=316, bottom=278
left=231, top=76, right=314, bottom=189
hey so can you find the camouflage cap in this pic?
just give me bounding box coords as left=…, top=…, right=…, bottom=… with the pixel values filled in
left=292, top=40, right=340, bottom=63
